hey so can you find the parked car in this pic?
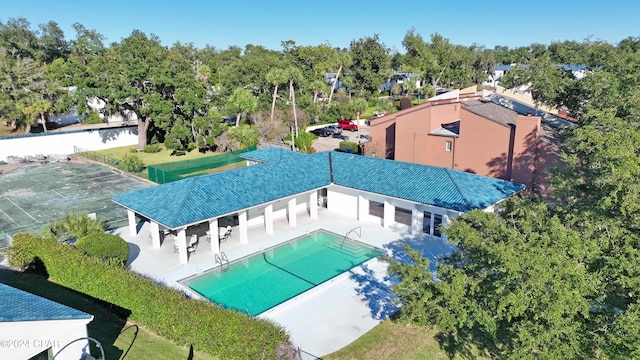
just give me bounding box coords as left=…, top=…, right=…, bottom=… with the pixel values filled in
left=332, top=134, right=349, bottom=140
left=311, top=128, right=332, bottom=137
left=324, top=125, right=343, bottom=135
left=338, top=119, right=359, bottom=131
left=334, top=147, right=356, bottom=154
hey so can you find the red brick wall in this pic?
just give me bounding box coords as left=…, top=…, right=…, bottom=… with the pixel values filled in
left=511, top=115, right=541, bottom=189
left=454, top=108, right=512, bottom=178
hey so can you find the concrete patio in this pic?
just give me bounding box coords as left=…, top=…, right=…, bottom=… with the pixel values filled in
left=112, top=208, right=455, bottom=358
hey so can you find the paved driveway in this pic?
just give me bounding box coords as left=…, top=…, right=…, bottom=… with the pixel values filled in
left=312, top=125, right=371, bottom=152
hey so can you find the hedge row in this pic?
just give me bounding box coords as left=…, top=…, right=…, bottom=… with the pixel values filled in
left=10, top=233, right=290, bottom=359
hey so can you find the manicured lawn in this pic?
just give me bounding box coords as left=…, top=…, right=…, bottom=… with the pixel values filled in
left=0, top=271, right=215, bottom=360
left=324, top=319, right=489, bottom=360
left=92, top=144, right=217, bottom=166
left=90, top=145, right=221, bottom=179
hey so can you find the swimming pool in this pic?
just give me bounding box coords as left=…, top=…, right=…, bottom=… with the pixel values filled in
left=180, top=229, right=382, bottom=316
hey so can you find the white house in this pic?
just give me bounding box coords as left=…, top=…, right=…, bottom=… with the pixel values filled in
left=0, top=283, right=94, bottom=360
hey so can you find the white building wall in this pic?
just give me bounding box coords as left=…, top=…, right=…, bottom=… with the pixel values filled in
left=294, top=193, right=309, bottom=213
left=0, top=125, right=138, bottom=162
left=0, top=318, right=92, bottom=360
left=247, top=206, right=265, bottom=227
left=327, top=187, right=359, bottom=218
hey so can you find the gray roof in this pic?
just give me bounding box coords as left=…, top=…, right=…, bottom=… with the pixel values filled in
left=113, top=149, right=525, bottom=229
left=0, top=283, right=92, bottom=322
left=462, top=100, right=518, bottom=127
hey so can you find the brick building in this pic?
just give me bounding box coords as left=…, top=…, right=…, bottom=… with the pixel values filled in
left=368, top=90, right=565, bottom=193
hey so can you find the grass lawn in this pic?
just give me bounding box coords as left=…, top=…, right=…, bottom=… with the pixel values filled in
left=0, top=270, right=214, bottom=360
left=92, top=144, right=216, bottom=166
left=91, top=145, right=222, bottom=179
left=324, top=319, right=489, bottom=360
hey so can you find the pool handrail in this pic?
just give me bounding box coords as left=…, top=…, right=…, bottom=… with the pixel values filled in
left=340, top=226, right=361, bottom=250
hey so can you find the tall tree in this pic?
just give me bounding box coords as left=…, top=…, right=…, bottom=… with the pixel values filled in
left=284, top=67, right=302, bottom=138
left=265, top=68, right=287, bottom=121
left=388, top=200, right=601, bottom=358
left=0, top=17, right=39, bottom=59
left=226, top=88, right=258, bottom=127
left=349, top=34, right=390, bottom=96
left=38, top=21, right=69, bottom=63
left=85, top=30, right=171, bottom=149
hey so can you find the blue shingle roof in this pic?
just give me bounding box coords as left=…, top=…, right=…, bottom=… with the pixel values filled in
left=113, top=152, right=332, bottom=228
left=0, top=283, right=92, bottom=322
left=331, top=153, right=524, bottom=211
left=240, top=147, right=306, bottom=163
left=113, top=149, right=524, bottom=229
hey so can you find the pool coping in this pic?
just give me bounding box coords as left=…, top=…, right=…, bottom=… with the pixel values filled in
left=176, top=228, right=387, bottom=316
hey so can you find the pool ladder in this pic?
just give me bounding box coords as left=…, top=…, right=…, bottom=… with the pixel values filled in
left=341, top=226, right=361, bottom=249
left=215, top=252, right=230, bottom=271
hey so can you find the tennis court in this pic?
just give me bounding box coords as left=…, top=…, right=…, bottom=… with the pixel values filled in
left=0, top=160, right=151, bottom=245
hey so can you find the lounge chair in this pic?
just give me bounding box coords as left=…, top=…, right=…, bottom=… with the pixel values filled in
left=219, top=226, right=232, bottom=242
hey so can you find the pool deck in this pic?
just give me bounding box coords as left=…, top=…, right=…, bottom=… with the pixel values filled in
left=113, top=208, right=455, bottom=358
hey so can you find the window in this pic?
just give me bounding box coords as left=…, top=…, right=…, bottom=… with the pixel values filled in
left=423, top=211, right=432, bottom=233
left=395, top=207, right=412, bottom=225
left=445, top=141, right=452, bottom=152
left=433, top=214, right=443, bottom=237
left=369, top=201, right=384, bottom=218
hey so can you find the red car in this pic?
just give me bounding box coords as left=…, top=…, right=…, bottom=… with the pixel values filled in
left=338, top=119, right=359, bottom=131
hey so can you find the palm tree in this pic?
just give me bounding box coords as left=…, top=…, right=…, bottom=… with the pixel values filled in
left=227, top=88, right=258, bottom=127
left=265, top=68, right=287, bottom=121
left=328, top=52, right=352, bottom=106
left=42, top=212, right=105, bottom=243
left=284, top=67, right=302, bottom=138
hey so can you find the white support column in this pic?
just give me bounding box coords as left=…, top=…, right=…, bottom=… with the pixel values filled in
left=150, top=221, right=161, bottom=249
left=411, top=209, right=422, bottom=235
left=177, top=228, right=188, bottom=265
left=309, top=191, right=318, bottom=220
left=127, top=210, right=137, bottom=236
left=357, top=195, right=368, bottom=221
left=288, top=198, right=297, bottom=227
left=383, top=200, right=395, bottom=228
left=239, top=211, right=248, bottom=244
left=441, top=214, right=450, bottom=244
left=264, top=204, right=274, bottom=235
left=209, top=218, right=219, bottom=253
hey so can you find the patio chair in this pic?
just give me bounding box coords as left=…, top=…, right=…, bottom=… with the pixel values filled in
left=185, top=234, right=198, bottom=255
left=219, top=226, right=232, bottom=242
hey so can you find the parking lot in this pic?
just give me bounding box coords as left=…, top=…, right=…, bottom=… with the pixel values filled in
left=311, top=124, right=371, bottom=152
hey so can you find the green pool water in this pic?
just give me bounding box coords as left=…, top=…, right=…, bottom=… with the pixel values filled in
left=180, top=229, right=382, bottom=316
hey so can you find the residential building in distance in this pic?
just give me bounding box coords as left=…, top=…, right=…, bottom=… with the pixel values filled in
left=368, top=88, right=570, bottom=194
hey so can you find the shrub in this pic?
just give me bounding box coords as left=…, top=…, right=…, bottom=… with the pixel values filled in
left=9, top=233, right=291, bottom=359
left=119, top=153, right=144, bottom=172
left=339, top=141, right=359, bottom=153
left=143, top=144, right=161, bottom=153
left=83, top=111, right=104, bottom=124
left=41, top=213, right=105, bottom=243
left=75, top=233, right=129, bottom=267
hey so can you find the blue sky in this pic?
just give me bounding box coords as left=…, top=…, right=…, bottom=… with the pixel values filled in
left=2, top=0, right=639, bottom=52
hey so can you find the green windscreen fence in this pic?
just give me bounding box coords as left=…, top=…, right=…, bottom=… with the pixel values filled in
left=147, top=146, right=257, bottom=184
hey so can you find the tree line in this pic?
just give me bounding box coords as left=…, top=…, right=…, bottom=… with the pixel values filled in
left=6, top=17, right=630, bottom=152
